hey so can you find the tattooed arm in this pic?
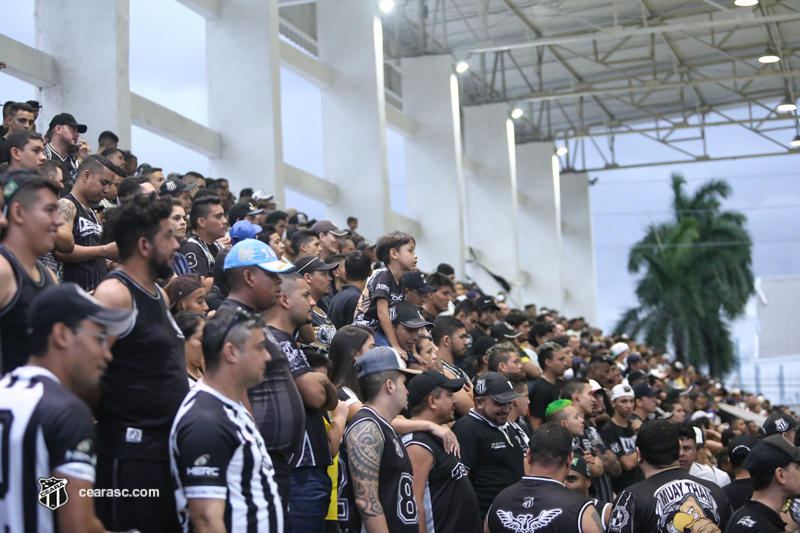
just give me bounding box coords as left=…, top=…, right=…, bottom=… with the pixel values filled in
left=53, top=198, right=119, bottom=262
left=580, top=505, right=605, bottom=533
left=54, top=198, right=76, bottom=253
left=346, top=420, right=390, bottom=533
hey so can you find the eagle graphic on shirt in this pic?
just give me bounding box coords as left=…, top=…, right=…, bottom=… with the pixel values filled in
left=495, top=508, right=563, bottom=532
left=655, top=480, right=721, bottom=533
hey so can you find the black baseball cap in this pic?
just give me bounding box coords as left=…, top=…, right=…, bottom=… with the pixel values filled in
left=228, top=202, right=263, bottom=223
left=665, top=386, right=692, bottom=403
left=472, top=372, right=521, bottom=403
left=295, top=255, right=339, bottom=274
left=356, top=346, right=422, bottom=379
left=406, top=370, right=465, bottom=410
left=1, top=168, right=42, bottom=202
left=762, top=413, right=799, bottom=437
left=401, top=271, right=436, bottom=293
left=28, top=283, right=136, bottom=338
left=310, top=220, right=348, bottom=236
left=570, top=456, right=591, bottom=479
left=728, top=434, right=758, bottom=460
left=160, top=176, right=197, bottom=195
left=475, top=295, right=500, bottom=311
left=743, top=434, right=800, bottom=478
left=390, top=301, right=434, bottom=329
left=632, top=382, right=661, bottom=399
left=48, top=113, right=87, bottom=134
left=490, top=322, right=522, bottom=340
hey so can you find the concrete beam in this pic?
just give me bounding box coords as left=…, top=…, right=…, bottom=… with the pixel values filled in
left=174, top=0, right=220, bottom=18
left=279, top=41, right=333, bottom=87
left=0, top=33, right=57, bottom=87
left=130, top=93, right=221, bottom=157
left=388, top=211, right=422, bottom=237
left=284, top=163, right=339, bottom=205
left=386, top=105, right=417, bottom=137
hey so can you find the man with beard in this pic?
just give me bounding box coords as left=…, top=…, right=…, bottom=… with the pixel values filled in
left=55, top=154, right=119, bottom=292
left=92, top=194, right=188, bottom=533
left=601, top=383, right=645, bottom=493
left=452, top=372, right=524, bottom=520
left=471, top=296, right=499, bottom=342
left=295, top=255, right=339, bottom=352
left=402, top=371, right=481, bottom=533
left=0, top=171, right=61, bottom=373
left=263, top=273, right=338, bottom=531
left=43, top=113, right=87, bottom=181
left=217, top=239, right=303, bottom=514
left=607, top=420, right=731, bottom=533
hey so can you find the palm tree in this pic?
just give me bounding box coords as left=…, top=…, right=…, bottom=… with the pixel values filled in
left=615, top=174, right=754, bottom=376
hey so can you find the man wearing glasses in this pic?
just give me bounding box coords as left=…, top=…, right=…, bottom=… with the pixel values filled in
left=93, top=193, right=189, bottom=533
left=0, top=283, right=136, bottom=533
left=170, top=308, right=284, bottom=532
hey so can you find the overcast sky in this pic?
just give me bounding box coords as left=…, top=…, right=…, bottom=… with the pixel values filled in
left=2, top=0, right=799, bottom=345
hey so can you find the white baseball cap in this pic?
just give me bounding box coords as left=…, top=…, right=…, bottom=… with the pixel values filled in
left=610, top=383, right=635, bottom=401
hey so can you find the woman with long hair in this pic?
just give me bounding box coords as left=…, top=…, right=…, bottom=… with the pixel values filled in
left=328, top=325, right=375, bottom=418
left=174, top=311, right=207, bottom=387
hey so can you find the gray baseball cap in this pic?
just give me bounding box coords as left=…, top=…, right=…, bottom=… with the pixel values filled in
left=356, top=346, right=422, bottom=379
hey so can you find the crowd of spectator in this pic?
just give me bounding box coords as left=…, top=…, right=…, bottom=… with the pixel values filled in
left=2, top=102, right=800, bottom=533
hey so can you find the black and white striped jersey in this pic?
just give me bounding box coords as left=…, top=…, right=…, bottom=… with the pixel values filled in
left=0, top=366, right=97, bottom=532
left=170, top=381, right=283, bottom=533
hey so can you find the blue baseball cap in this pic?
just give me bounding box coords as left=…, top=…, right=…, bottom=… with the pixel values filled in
left=224, top=238, right=295, bottom=273
left=229, top=221, right=262, bottom=245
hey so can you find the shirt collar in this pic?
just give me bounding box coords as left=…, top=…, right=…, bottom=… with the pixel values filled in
left=468, top=408, right=510, bottom=430
left=11, top=365, right=61, bottom=384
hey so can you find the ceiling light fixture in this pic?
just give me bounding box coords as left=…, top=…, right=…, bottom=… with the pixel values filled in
left=758, top=48, right=780, bottom=64
left=777, top=97, right=797, bottom=113
left=455, top=61, right=470, bottom=74
left=511, top=108, right=524, bottom=119
left=734, top=0, right=758, bottom=6
left=378, top=0, right=395, bottom=13
left=556, top=146, right=568, bottom=156
left=791, top=135, right=800, bottom=148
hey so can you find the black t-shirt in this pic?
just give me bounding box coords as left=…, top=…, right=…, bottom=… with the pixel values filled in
left=0, top=367, right=96, bottom=532
left=600, top=419, right=645, bottom=493
left=180, top=235, right=223, bottom=277
left=308, top=308, right=336, bottom=352
left=217, top=299, right=306, bottom=454
left=328, top=284, right=362, bottom=330
left=528, top=377, right=564, bottom=421
left=267, top=326, right=331, bottom=469
left=451, top=409, right=525, bottom=519
left=723, top=478, right=754, bottom=512
left=608, top=467, right=732, bottom=533
left=402, top=431, right=482, bottom=533
left=170, top=382, right=283, bottom=532
left=726, top=499, right=786, bottom=533
left=578, top=423, right=615, bottom=504
left=487, top=476, right=593, bottom=533
left=355, top=267, right=404, bottom=333
left=95, top=271, right=189, bottom=459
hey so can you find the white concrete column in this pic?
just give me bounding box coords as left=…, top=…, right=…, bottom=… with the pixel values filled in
left=401, top=56, right=466, bottom=277
left=462, top=104, right=520, bottom=300
left=516, top=142, right=563, bottom=310
left=37, top=0, right=132, bottom=149
left=206, top=0, right=284, bottom=201
left=317, top=0, right=390, bottom=239
left=560, top=172, right=598, bottom=324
